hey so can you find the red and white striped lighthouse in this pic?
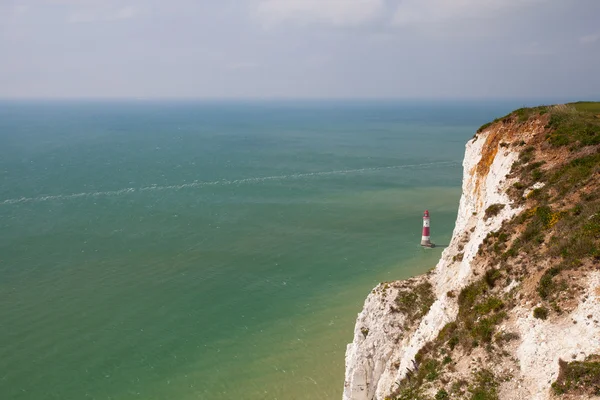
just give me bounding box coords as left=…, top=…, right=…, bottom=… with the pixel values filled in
left=421, top=210, right=432, bottom=247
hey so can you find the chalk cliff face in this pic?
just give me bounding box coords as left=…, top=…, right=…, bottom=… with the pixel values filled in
left=343, top=105, right=600, bottom=400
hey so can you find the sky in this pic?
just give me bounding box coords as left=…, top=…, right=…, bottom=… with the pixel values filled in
left=0, top=0, right=599, bottom=99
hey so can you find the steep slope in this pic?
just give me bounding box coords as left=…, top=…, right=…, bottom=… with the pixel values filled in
left=343, top=103, right=600, bottom=400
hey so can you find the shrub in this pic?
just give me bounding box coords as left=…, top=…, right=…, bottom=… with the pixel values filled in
left=472, top=312, right=507, bottom=343
left=495, top=332, right=520, bottom=345
left=526, top=161, right=546, bottom=171
left=537, top=267, right=562, bottom=299
left=484, top=204, right=505, bottom=220
left=484, top=269, right=502, bottom=288
left=536, top=206, right=553, bottom=227
left=448, top=336, right=459, bottom=350
left=395, top=282, right=435, bottom=324
left=519, top=146, right=535, bottom=163
left=424, top=359, right=440, bottom=381
left=469, top=369, right=499, bottom=400
left=474, top=297, right=504, bottom=315
left=477, top=122, right=493, bottom=133
left=502, top=246, right=518, bottom=260
left=458, top=281, right=487, bottom=311
left=515, top=107, right=534, bottom=122
left=532, top=169, right=543, bottom=181
left=552, top=357, right=600, bottom=396
left=435, top=389, right=450, bottom=400
left=533, top=307, right=549, bottom=320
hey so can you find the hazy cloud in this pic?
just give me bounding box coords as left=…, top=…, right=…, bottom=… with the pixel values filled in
left=0, top=0, right=599, bottom=99
left=226, top=62, right=261, bottom=71
left=13, top=4, right=31, bottom=15
left=514, top=41, right=554, bottom=56
left=67, top=4, right=140, bottom=23
left=254, top=0, right=385, bottom=27
left=579, top=33, right=600, bottom=44
left=392, top=0, right=544, bottom=26
left=114, top=6, right=138, bottom=20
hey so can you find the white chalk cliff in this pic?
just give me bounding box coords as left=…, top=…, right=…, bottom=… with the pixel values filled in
left=343, top=115, right=600, bottom=400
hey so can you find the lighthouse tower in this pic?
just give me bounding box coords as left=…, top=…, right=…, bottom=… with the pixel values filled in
left=421, top=210, right=433, bottom=247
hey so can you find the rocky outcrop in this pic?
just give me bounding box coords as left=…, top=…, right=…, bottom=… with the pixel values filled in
left=343, top=105, right=600, bottom=400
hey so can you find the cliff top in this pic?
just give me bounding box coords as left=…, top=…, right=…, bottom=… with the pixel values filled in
left=477, top=101, right=600, bottom=145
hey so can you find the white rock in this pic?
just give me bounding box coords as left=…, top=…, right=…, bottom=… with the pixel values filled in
left=343, top=129, right=522, bottom=400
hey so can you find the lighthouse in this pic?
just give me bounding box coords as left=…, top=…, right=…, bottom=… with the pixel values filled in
left=421, top=210, right=434, bottom=247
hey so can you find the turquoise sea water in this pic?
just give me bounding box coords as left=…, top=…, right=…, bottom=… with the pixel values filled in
left=0, top=100, right=521, bottom=400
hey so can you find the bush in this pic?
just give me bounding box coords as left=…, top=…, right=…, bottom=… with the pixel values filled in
left=448, top=336, right=459, bottom=350
left=519, top=146, right=535, bottom=163
left=435, top=389, right=449, bottom=400
left=533, top=307, right=549, bottom=320
left=477, top=122, right=493, bottom=133
left=532, top=169, right=543, bottom=181
left=484, top=269, right=502, bottom=287
left=395, top=282, right=435, bottom=324
left=484, top=204, right=505, bottom=220
left=495, top=332, right=520, bottom=345
left=552, top=357, right=600, bottom=396
left=472, top=313, right=507, bottom=343
left=515, top=107, right=534, bottom=122
left=424, top=359, right=440, bottom=381
left=537, top=267, right=562, bottom=299
left=458, top=281, right=487, bottom=311
left=475, top=297, right=504, bottom=314
left=469, top=369, right=499, bottom=400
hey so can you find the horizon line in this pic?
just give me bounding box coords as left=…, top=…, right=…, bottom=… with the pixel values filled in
left=0, top=96, right=597, bottom=103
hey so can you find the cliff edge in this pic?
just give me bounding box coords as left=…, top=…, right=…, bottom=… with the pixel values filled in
left=343, top=102, right=600, bottom=400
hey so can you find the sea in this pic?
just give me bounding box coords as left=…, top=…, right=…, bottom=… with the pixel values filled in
left=0, top=100, right=533, bottom=400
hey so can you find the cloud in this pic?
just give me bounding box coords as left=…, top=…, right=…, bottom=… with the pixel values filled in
left=513, top=41, right=554, bottom=56
left=254, top=0, right=385, bottom=27
left=114, top=6, right=138, bottom=20
left=67, top=3, right=140, bottom=23
left=14, top=5, right=31, bottom=15
left=226, top=61, right=261, bottom=70
left=579, top=33, right=600, bottom=44
left=392, top=0, right=544, bottom=26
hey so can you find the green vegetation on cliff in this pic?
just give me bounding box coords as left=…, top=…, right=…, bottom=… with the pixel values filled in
left=388, top=102, right=599, bottom=400
left=478, top=102, right=600, bottom=149
left=552, top=356, right=600, bottom=396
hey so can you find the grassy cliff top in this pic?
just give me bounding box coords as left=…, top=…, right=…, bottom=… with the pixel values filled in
left=478, top=101, right=600, bottom=150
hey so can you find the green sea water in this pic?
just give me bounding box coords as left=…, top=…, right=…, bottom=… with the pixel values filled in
left=0, top=100, right=520, bottom=399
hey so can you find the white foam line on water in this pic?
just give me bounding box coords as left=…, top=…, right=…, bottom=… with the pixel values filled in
left=1, top=161, right=460, bottom=205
